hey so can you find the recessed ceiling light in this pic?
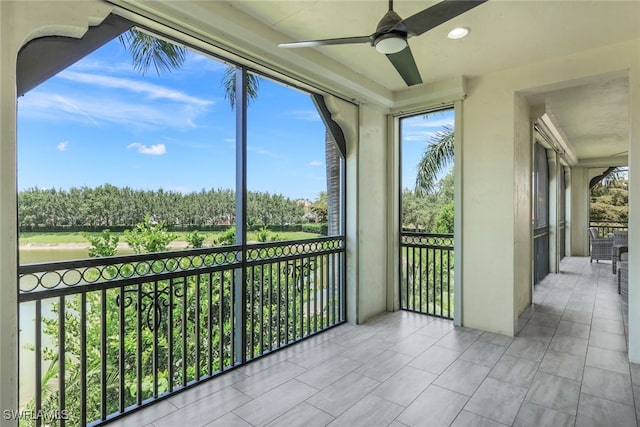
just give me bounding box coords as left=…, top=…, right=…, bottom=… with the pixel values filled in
left=447, top=27, right=470, bottom=40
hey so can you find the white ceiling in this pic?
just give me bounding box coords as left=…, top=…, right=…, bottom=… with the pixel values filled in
left=527, top=73, right=630, bottom=167
left=149, top=0, right=640, bottom=166
left=227, top=0, right=640, bottom=91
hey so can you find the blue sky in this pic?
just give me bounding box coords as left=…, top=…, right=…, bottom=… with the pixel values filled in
left=18, top=32, right=452, bottom=200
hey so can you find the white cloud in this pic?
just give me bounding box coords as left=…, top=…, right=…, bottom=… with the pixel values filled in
left=58, top=71, right=213, bottom=107
left=285, top=110, right=322, bottom=122
left=309, top=160, right=322, bottom=167
left=185, top=51, right=229, bottom=72
left=406, top=118, right=454, bottom=129
left=68, top=59, right=137, bottom=76
left=248, top=145, right=279, bottom=158
left=19, top=90, right=204, bottom=130
left=127, top=142, right=167, bottom=155
left=403, top=130, right=438, bottom=143
left=56, top=141, right=69, bottom=151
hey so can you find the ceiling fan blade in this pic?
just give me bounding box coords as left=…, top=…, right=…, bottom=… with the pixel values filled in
left=396, top=0, right=488, bottom=36
left=386, top=46, right=422, bottom=86
left=279, top=36, right=371, bottom=48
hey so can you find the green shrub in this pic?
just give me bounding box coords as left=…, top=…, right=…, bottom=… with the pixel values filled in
left=215, top=226, right=236, bottom=246
left=185, top=230, right=206, bottom=248
left=301, top=223, right=328, bottom=235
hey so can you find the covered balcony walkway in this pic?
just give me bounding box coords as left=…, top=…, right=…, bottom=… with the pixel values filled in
left=110, top=257, right=638, bottom=427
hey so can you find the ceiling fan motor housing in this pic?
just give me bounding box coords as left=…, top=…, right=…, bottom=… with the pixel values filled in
left=376, top=9, right=406, bottom=35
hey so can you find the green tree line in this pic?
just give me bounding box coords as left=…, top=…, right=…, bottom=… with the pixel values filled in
left=590, top=177, right=628, bottom=223
left=402, top=171, right=454, bottom=233
left=18, top=184, right=323, bottom=231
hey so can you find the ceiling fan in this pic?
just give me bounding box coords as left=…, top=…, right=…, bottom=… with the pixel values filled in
left=278, top=0, right=488, bottom=86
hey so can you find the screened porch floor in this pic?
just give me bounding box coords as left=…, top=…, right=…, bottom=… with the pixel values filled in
left=109, top=257, right=639, bottom=427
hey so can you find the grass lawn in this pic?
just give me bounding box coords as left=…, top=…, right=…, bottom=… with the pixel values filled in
left=19, top=230, right=322, bottom=246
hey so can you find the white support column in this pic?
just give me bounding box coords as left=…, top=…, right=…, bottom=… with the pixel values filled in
left=0, top=3, right=18, bottom=423
left=570, top=167, right=590, bottom=256
left=564, top=167, right=572, bottom=257
left=0, top=2, right=113, bottom=420
left=453, top=100, right=463, bottom=326
left=628, top=65, right=640, bottom=363
left=386, top=114, right=401, bottom=312
left=356, top=105, right=389, bottom=323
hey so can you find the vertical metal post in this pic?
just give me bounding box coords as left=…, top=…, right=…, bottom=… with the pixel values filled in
left=35, top=300, right=42, bottom=427
left=58, top=297, right=66, bottom=427
left=234, top=67, right=248, bottom=365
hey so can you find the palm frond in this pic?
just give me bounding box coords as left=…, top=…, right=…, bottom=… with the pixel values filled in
left=590, top=166, right=628, bottom=189
left=415, top=126, right=454, bottom=194
left=221, top=67, right=261, bottom=110
left=119, top=29, right=187, bottom=75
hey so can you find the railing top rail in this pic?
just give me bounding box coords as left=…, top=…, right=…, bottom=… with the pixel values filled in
left=19, top=244, right=241, bottom=274
left=19, top=236, right=346, bottom=296
left=247, top=234, right=345, bottom=250
left=400, top=232, right=453, bottom=249
left=589, top=220, right=628, bottom=225
left=400, top=232, right=454, bottom=238
left=19, top=235, right=346, bottom=274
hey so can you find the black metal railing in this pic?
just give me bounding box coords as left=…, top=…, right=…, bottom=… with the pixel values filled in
left=400, top=232, right=454, bottom=319
left=18, top=236, right=345, bottom=427
left=589, top=220, right=628, bottom=236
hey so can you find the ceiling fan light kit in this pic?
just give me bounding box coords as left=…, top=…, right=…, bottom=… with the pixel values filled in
left=374, top=33, right=408, bottom=54
left=278, top=0, right=488, bottom=86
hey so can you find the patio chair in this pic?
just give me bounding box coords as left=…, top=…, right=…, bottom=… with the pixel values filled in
left=612, top=230, right=628, bottom=273
left=589, top=227, right=613, bottom=263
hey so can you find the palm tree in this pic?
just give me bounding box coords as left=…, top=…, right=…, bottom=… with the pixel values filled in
left=415, top=125, right=454, bottom=194
left=325, top=131, right=341, bottom=235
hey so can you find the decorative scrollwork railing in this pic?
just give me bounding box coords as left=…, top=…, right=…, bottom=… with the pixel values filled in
left=115, top=284, right=185, bottom=331
left=18, top=236, right=345, bottom=427
left=19, top=246, right=242, bottom=295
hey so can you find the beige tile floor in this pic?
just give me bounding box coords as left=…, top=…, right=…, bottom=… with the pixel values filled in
left=109, top=257, right=639, bottom=427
